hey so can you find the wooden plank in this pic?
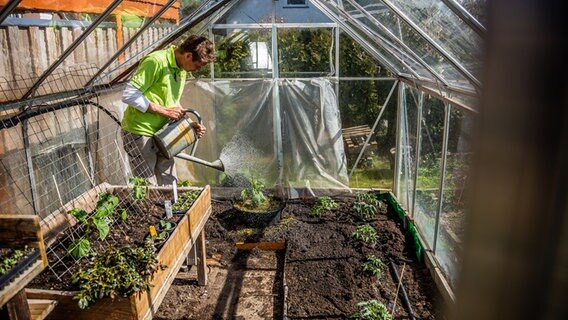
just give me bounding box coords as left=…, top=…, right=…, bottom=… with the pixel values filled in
left=0, top=289, right=31, bottom=319
left=28, top=299, right=57, bottom=320
left=72, top=27, right=86, bottom=65
left=196, top=230, right=207, bottom=286
left=0, top=1, right=181, bottom=20
left=0, top=215, right=41, bottom=246
left=0, top=260, right=44, bottom=307
left=235, top=241, right=286, bottom=251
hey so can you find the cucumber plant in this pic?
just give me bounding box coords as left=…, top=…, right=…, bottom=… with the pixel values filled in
left=129, top=176, right=149, bottom=200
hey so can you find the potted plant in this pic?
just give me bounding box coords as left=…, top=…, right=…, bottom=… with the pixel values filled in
left=232, top=177, right=284, bottom=227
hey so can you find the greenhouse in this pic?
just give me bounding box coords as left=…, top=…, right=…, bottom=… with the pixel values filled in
left=1, top=0, right=565, bottom=319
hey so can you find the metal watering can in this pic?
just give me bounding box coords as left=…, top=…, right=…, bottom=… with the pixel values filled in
left=153, top=109, right=224, bottom=171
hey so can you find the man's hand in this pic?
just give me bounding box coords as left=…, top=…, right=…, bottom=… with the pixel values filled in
left=191, top=122, right=206, bottom=138
left=149, top=103, right=184, bottom=120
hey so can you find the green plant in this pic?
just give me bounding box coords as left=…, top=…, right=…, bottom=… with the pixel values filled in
left=355, top=192, right=381, bottom=207
left=129, top=176, right=149, bottom=200
left=66, top=192, right=122, bottom=259
left=351, top=300, right=392, bottom=320
left=177, top=180, right=192, bottom=187
left=172, top=190, right=200, bottom=212
left=352, top=202, right=377, bottom=220
left=361, top=255, right=385, bottom=279
left=0, top=249, right=24, bottom=275
left=71, top=242, right=166, bottom=309
left=240, top=178, right=267, bottom=209
left=351, top=224, right=378, bottom=246
left=310, top=196, right=338, bottom=217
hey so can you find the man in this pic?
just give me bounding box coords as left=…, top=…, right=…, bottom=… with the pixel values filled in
left=121, top=35, right=216, bottom=185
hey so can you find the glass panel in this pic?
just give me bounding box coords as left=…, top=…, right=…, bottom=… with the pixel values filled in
left=33, top=0, right=167, bottom=96
left=437, top=105, right=475, bottom=287
left=414, top=94, right=445, bottom=248
left=278, top=28, right=334, bottom=78
left=215, top=0, right=273, bottom=24
left=397, top=85, right=420, bottom=211
left=276, top=0, right=332, bottom=23
left=342, top=0, right=434, bottom=80
left=340, top=80, right=397, bottom=189
left=348, top=0, right=476, bottom=90
left=457, top=0, right=488, bottom=27
left=339, top=32, right=393, bottom=78
left=386, top=0, right=482, bottom=78
left=212, top=28, right=273, bottom=79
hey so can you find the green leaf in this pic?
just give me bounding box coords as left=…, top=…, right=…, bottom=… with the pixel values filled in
left=93, top=218, right=110, bottom=240
left=69, top=208, right=88, bottom=223
left=69, top=238, right=91, bottom=260
left=119, top=209, right=128, bottom=221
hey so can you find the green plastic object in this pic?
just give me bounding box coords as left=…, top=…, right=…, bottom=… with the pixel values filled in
left=377, top=192, right=424, bottom=263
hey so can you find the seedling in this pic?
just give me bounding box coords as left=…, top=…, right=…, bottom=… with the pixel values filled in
left=352, top=201, right=377, bottom=220
left=129, top=176, right=149, bottom=200
left=351, top=224, right=378, bottom=246
left=355, top=192, right=381, bottom=207
left=311, top=196, right=338, bottom=217
left=0, top=249, right=24, bottom=275
left=351, top=300, right=392, bottom=320
left=361, top=254, right=385, bottom=279
left=172, top=190, right=200, bottom=212
left=240, top=177, right=267, bottom=209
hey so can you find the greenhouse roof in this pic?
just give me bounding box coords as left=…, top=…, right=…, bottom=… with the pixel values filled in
left=0, top=0, right=485, bottom=110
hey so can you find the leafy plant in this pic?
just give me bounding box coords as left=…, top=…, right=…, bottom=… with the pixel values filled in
left=361, top=255, right=385, bottom=279
left=129, top=176, right=149, bottom=200
left=351, top=224, right=378, bottom=246
left=172, top=190, right=200, bottom=212
left=0, top=249, right=24, bottom=275
left=71, top=242, right=166, bottom=309
left=352, top=202, right=377, bottom=220
left=240, top=178, right=267, bottom=209
left=66, top=192, right=122, bottom=259
left=311, top=196, right=338, bottom=217
left=355, top=192, right=381, bottom=207
left=351, top=300, right=392, bottom=320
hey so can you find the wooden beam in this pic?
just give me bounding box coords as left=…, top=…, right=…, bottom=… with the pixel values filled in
left=235, top=241, right=286, bottom=251
left=0, top=0, right=180, bottom=20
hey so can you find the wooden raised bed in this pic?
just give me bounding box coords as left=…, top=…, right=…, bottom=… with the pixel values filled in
left=0, top=215, right=49, bottom=319
left=26, top=184, right=212, bottom=320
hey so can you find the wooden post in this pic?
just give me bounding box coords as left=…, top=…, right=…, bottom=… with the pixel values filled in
left=115, top=14, right=125, bottom=65
left=0, top=289, right=31, bottom=320
left=196, top=229, right=207, bottom=286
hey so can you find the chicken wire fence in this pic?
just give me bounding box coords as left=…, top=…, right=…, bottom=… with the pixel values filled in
left=0, top=64, right=170, bottom=281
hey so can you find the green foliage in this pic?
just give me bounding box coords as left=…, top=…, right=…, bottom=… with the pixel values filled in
left=0, top=249, right=24, bottom=275
left=66, top=192, right=122, bottom=259
left=214, top=32, right=252, bottom=77
left=172, top=190, right=200, bottom=212
left=177, top=180, right=192, bottom=187
left=240, top=178, right=267, bottom=209
left=352, top=192, right=382, bottom=220
left=352, top=202, right=377, bottom=220
left=129, top=177, right=149, bottom=200
left=71, top=242, right=166, bottom=309
left=351, top=300, right=392, bottom=320
left=361, top=255, right=385, bottom=279
left=351, top=224, right=379, bottom=246
left=278, top=28, right=332, bottom=75
left=68, top=238, right=91, bottom=260
left=310, top=196, right=338, bottom=217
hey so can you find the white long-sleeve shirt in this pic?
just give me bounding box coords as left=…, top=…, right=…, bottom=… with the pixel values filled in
left=121, top=83, right=150, bottom=112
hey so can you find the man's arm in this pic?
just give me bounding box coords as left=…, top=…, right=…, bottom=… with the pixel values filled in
left=122, top=83, right=184, bottom=120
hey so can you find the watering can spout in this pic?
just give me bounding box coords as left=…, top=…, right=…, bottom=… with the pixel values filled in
left=175, top=152, right=225, bottom=172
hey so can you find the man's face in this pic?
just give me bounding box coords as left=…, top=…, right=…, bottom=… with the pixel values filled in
left=179, top=52, right=208, bottom=72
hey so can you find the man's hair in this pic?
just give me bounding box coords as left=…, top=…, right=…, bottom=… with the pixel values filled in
left=179, top=35, right=216, bottom=63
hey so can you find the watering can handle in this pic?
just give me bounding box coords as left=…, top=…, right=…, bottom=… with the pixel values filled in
left=183, top=108, right=203, bottom=125
left=182, top=108, right=202, bottom=156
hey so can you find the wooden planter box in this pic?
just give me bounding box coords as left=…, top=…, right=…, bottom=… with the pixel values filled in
left=0, top=215, right=48, bottom=308
left=26, top=185, right=212, bottom=320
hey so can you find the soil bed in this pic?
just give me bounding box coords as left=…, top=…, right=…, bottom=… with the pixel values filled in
left=157, top=194, right=441, bottom=319
left=29, top=198, right=182, bottom=291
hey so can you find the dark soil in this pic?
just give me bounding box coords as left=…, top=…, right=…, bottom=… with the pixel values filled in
left=29, top=197, right=182, bottom=291
left=157, top=194, right=441, bottom=319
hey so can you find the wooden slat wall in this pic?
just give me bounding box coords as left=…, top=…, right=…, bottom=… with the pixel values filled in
left=0, top=25, right=174, bottom=102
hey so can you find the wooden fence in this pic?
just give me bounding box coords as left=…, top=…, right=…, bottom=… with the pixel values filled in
left=0, top=22, right=174, bottom=102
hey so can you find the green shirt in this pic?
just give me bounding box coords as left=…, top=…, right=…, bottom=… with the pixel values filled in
left=122, top=46, right=188, bottom=136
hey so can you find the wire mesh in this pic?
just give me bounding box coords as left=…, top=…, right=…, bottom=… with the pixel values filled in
left=0, top=64, right=172, bottom=283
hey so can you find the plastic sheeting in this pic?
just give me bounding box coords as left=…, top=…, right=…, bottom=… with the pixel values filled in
left=174, top=79, right=348, bottom=191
